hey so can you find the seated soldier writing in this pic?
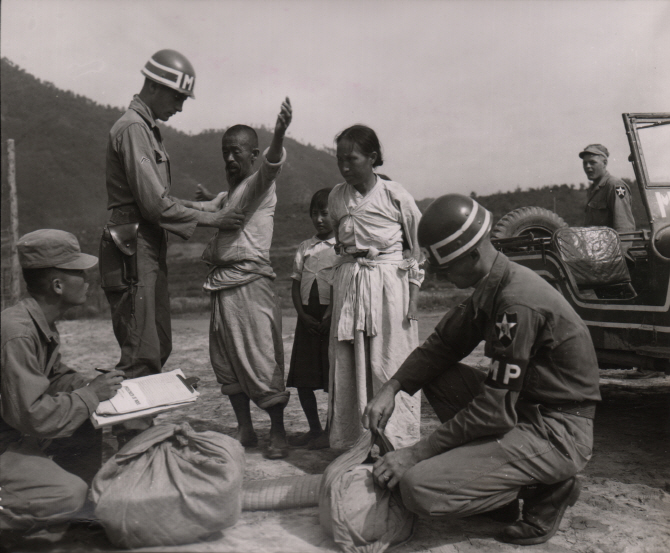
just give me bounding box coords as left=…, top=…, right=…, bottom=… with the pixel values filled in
left=1, top=230, right=123, bottom=535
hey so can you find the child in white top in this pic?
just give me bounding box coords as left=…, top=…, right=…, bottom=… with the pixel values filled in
left=287, top=188, right=337, bottom=449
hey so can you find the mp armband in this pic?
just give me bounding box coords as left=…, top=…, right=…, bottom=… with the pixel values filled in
left=486, top=358, right=525, bottom=390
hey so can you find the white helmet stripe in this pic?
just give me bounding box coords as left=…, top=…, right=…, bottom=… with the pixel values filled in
left=433, top=200, right=478, bottom=250
left=430, top=208, right=491, bottom=265
left=147, top=57, right=183, bottom=80
left=142, top=60, right=184, bottom=89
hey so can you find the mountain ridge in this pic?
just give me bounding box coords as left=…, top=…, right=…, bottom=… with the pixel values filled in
left=0, top=57, right=341, bottom=251
left=1, top=57, right=648, bottom=310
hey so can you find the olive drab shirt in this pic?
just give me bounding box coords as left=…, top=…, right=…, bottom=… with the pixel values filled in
left=105, top=95, right=199, bottom=240
left=584, top=172, right=636, bottom=234
left=392, top=253, right=601, bottom=456
left=0, top=299, right=99, bottom=454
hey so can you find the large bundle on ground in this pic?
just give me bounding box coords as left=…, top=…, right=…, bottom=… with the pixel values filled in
left=91, top=422, right=245, bottom=548
left=319, top=430, right=415, bottom=553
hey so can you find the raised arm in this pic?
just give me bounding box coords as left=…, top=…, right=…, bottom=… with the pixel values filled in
left=236, top=98, right=293, bottom=211
left=267, top=97, right=292, bottom=163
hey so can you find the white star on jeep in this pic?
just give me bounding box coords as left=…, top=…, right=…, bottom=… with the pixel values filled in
left=496, top=313, right=517, bottom=341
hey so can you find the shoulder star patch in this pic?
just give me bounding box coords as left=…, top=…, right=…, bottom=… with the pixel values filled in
left=615, top=186, right=626, bottom=199
left=496, top=312, right=517, bottom=347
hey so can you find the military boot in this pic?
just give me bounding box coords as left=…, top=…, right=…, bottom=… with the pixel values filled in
left=485, top=499, right=520, bottom=523
left=500, top=476, right=580, bottom=545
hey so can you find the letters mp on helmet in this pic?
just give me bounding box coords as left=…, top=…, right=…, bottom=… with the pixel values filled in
left=418, top=194, right=492, bottom=267
left=141, top=49, right=196, bottom=97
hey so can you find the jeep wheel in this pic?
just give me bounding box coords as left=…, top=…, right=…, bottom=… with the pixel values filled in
left=491, top=206, right=568, bottom=240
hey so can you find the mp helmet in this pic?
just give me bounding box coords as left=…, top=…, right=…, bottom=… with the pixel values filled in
left=141, top=49, right=196, bottom=98
left=418, top=194, right=492, bottom=267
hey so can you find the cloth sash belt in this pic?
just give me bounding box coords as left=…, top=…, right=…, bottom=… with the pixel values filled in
left=335, top=250, right=418, bottom=342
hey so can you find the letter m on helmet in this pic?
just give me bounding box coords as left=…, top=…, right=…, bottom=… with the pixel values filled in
left=181, top=73, right=195, bottom=93
left=141, top=49, right=197, bottom=98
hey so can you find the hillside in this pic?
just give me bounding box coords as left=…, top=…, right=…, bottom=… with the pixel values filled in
left=2, top=57, right=649, bottom=244
left=1, top=58, right=649, bottom=313
left=0, top=58, right=340, bottom=252
left=416, top=182, right=648, bottom=231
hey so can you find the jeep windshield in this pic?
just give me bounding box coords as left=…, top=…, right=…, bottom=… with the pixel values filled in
left=628, top=114, right=670, bottom=188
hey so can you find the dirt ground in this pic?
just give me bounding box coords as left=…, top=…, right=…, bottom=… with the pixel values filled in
left=8, top=310, right=669, bottom=553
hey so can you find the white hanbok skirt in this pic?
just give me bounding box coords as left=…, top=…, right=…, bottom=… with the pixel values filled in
left=328, top=257, right=421, bottom=450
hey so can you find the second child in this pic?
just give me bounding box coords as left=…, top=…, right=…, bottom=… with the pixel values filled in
left=287, top=188, right=337, bottom=450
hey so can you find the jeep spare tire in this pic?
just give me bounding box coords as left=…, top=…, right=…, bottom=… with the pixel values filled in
left=491, top=207, right=568, bottom=240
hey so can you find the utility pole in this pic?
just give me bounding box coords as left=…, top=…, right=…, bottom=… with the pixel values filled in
left=8, top=139, right=21, bottom=305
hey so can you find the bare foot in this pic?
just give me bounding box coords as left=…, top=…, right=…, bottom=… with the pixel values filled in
left=265, top=430, right=289, bottom=459
left=288, top=432, right=313, bottom=448
left=308, top=432, right=330, bottom=450
left=233, top=428, right=258, bottom=448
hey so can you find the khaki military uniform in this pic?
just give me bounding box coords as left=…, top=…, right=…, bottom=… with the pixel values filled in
left=585, top=172, right=635, bottom=233
left=391, top=253, right=601, bottom=517
left=0, top=299, right=101, bottom=531
left=101, top=96, right=200, bottom=379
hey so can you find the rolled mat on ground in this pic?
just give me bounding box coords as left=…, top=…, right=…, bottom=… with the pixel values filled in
left=242, top=429, right=415, bottom=553
left=91, top=422, right=245, bottom=548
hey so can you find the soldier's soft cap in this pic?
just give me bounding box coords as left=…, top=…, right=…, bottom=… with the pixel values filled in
left=18, top=229, right=98, bottom=270
left=579, top=144, right=609, bottom=159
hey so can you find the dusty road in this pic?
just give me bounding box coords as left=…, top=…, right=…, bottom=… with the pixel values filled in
left=9, top=311, right=669, bottom=552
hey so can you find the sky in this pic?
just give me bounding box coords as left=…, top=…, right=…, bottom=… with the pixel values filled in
left=2, top=0, right=669, bottom=200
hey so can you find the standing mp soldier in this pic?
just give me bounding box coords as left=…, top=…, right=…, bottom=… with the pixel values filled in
left=364, top=195, right=601, bottom=546
left=580, top=144, right=635, bottom=251
left=1, top=230, right=123, bottom=533
left=100, top=50, right=244, bottom=393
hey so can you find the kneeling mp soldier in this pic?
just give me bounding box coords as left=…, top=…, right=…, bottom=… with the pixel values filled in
left=363, top=195, right=600, bottom=545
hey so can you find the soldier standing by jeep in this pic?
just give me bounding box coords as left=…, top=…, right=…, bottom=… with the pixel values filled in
left=100, top=50, right=244, bottom=441
left=580, top=143, right=636, bottom=241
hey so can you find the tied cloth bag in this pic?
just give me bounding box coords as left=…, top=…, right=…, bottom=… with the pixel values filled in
left=91, top=422, right=245, bottom=548
left=319, top=429, right=415, bottom=553
left=240, top=429, right=415, bottom=553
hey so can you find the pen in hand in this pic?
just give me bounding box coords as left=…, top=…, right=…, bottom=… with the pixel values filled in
left=89, top=368, right=124, bottom=401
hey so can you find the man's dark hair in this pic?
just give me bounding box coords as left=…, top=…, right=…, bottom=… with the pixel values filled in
left=309, top=188, right=332, bottom=213
left=22, top=268, right=58, bottom=295
left=22, top=268, right=83, bottom=296
left=223, top=125, right=259, bottom=149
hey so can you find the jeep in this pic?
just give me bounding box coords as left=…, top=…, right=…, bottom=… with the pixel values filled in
left=491, top=113, right=670, bottom=373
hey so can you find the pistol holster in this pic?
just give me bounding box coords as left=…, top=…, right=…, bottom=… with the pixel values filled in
left=108, top=223, right=140, bottom=285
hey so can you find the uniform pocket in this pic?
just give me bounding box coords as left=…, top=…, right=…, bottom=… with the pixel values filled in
left=587, top=197, right=608, bottom=211
left=567, top=416, right=594, bottom=468
left=542, top=411, right=593, bottom=473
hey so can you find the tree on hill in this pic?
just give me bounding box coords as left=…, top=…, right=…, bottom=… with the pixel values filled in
left=419, top=179, right=647, bottom=231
